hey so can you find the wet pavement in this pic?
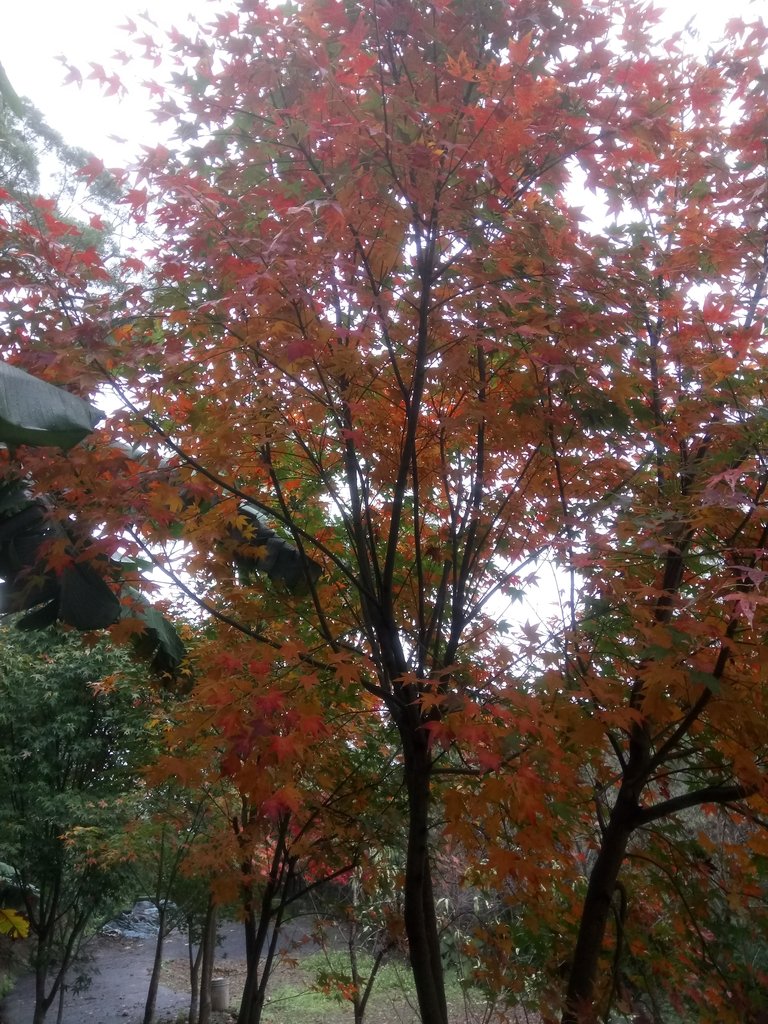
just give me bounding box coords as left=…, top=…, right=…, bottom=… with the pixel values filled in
left=0, top=924, right=247, bottom=1024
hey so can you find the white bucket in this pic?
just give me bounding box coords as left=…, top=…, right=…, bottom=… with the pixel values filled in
left=210, top=977, right=230, bottom=1011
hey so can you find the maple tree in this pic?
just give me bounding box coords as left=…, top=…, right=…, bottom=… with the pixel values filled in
left=4, top=0, right=768, bottom=1022
left=147, top=621, right=402, bottom=1024
left=546, top=14, right=768, bottom=1021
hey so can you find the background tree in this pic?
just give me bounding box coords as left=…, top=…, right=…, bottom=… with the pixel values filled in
left=0, top=626, right=150, bottom=1024
left=0, top=56, right=120, bottom=216
left=0, top=56, right=122, bottom=381
left=115, top=778, right=217, bottom=1024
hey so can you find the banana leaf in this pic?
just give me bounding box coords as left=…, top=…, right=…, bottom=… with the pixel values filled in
left=0, top=361, right=102, bottom=449
left=120, top=586, right=185, bottom=672
left=0, top=499, right=120, bottom=629
left=233, top=502, right=322, bottom=593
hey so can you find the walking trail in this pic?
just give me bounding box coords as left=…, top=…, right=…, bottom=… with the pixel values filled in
left=0, top=924, right=247, bottom=1024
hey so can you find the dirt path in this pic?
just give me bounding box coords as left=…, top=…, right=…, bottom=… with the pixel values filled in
left=0, top=934, right=190, bottom=1024
left=0, top=923, right=254, bottom=1024
left=0, top=924, right=531, bottom=1024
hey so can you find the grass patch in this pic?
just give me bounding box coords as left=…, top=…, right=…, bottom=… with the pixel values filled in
left=306, top=949, right=418, bottom=995
left=260, top=950, right=486, bottom=1024
left=261, top=982, right=340, bottom=1022
left=261, top=950, right=422, bottom=1023
left=0, top=970, right=14, bottom=1000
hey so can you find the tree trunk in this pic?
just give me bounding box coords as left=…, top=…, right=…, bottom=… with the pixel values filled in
left=562, top=799, right=635, bottom=1024
left=237, top=895, right=271, bottom=1024
left=237, top=870, right=292, bottom=1024
left=237, top=874, right=279, bottom=1024
left=143, top=903, right=167, bottom=1024
left=187, top=915, right=203, bottom=1024
left=32, top=977, right=49, bottom=1024
left=237, top=816, right=294, bottom=1024
left=55, top=969, right=66, bottom=1024
left=198, top=898, right=218, bottom=1024
left=401, top=725, right=448, bottom=1024
left=242, top=903, right=257, bottom=973
left=32, top=936, right=53, bottom=1024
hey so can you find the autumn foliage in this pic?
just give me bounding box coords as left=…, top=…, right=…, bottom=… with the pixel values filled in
left=4, top=1, right=768, bottom=1022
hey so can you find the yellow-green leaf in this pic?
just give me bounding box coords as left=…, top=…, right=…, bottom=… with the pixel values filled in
left=0, top=907, right=29, bottom=939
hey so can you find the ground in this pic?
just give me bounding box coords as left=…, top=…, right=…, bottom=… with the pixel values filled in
left=0, top=922, right=533, bottom=1024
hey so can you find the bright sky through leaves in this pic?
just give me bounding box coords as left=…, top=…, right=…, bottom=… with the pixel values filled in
left=1, top=0, right=760, bottom=164
left=1, top=0, right=759, bottom=639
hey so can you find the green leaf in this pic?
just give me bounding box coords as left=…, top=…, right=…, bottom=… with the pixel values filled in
left=0, top=479, right=29, bottom=516
left=0, top=907, right=29, bottom=939
left=0, top=61, right=24, bottom=119
left=0, top=361, right=102, bottom=450
left=15, top=600, right=59, bottom=630
left=688, top=669, right=721, bottom=694
left=121, top=587, right=185, bottom=671
left=235, top=502, right=322, bottom=593
left=59, top=563, right=122, bottom=630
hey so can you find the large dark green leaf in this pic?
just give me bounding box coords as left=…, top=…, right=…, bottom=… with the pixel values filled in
left=0, top=60, right=24, bottom=119
left=121, top=587, right=185, bottom=672
left=0, top=498, right=120, bottom=629
left=0, top=361, right=102, bottom=449
left=58, top=562, right=121, bottom=630
left=233, top=502, right=322, bottom=594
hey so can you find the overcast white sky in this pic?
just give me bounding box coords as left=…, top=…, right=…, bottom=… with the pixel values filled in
left=2, top=0, right=762, bottom=166
left=2, top=1, right=216, bottom=163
